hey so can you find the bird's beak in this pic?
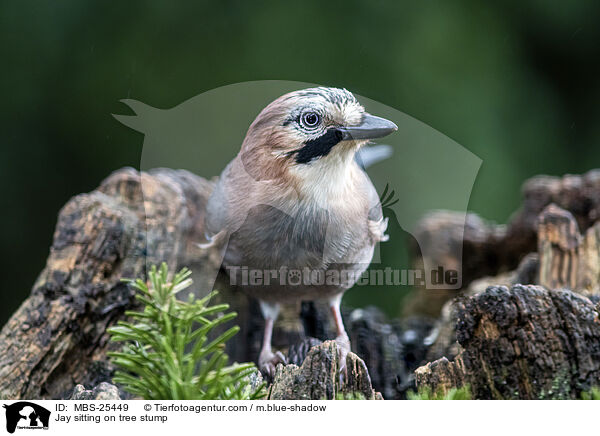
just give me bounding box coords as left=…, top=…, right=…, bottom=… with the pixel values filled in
left=338, top=113, right=398, bottom=141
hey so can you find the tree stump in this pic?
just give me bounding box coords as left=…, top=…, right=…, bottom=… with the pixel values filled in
left=407, top=169, right=600, bottom=316
left=415, top=285, right=600, bottom=399
left=267, top=341, right=382, bottom=400
left=0, top=168, right=215, bottom=399
left=0, top=167, right=410, bottom=399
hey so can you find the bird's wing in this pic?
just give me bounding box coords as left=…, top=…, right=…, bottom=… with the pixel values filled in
left=204, top=169, right=231, bottom=240
left=363, top=171, right=389, bottom=243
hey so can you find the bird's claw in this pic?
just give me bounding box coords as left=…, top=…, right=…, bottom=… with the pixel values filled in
left=335, top=334, right=350, bottom=386
left=259, top=350, right=287, bottom=380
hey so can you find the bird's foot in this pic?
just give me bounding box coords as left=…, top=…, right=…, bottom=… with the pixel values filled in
left=335, top=334, right=351, bottom=386
left=258, top=349, right=287, bottom=380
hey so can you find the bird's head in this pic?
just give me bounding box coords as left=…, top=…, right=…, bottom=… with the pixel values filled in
left=240, top=87, right=397, bottom=182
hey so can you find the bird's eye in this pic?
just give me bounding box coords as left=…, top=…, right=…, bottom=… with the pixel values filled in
left=300, top=111, right=321, bottom=129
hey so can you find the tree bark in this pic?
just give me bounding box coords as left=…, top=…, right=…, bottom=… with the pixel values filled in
left=407, top=169, right=600, bottom=316
left=0, top=168, right=215, bottom=399
left=268, top=341, right=382, bottom=400
left=537, top=203, right=600, bottom=295
left=415, top=285, right=600, bottom=399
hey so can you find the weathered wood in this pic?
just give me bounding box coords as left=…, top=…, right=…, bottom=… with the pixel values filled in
left=268, top=341, right=382, bottom=400
left=538, top=203, right=600, bottom=295
left=69, top=383, right=122, bottom=400
left=0, top=168, right=216, bottom=399
left=408, top=170, right=600, bottom=315
left=420, top=202, right=600, bottom=389
left=415, top=285, right=600, bottom=399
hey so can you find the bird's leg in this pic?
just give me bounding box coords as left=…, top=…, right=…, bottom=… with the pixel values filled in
left=328, top=294, right=350, bottom=383
left=258, top=301, right=287, bottom=378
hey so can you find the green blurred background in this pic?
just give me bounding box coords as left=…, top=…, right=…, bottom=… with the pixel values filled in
left=2, top=1, right=600, bottom=325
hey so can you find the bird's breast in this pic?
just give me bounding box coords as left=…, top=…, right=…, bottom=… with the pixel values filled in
left=223, top=199, right=371, bottom=272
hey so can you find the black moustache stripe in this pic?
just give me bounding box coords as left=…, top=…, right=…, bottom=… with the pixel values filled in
left=292, top=129, right=344, bottom=164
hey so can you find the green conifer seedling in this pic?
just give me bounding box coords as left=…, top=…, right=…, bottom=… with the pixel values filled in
left=108, top=263, right=265, bottom=400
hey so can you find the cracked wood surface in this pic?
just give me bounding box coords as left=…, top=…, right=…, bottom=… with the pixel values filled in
left=0, top=168, right=215, bottom=399
left=415, top=285, right=600, bottom=399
